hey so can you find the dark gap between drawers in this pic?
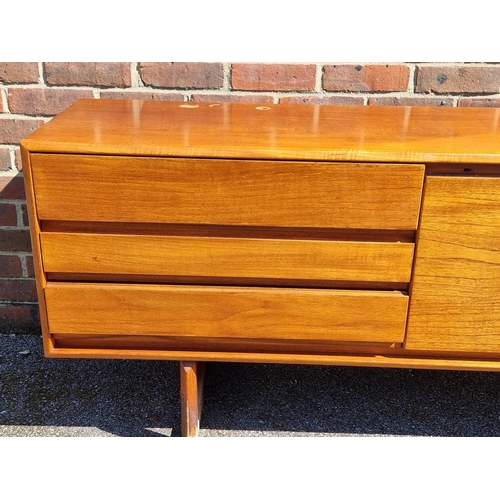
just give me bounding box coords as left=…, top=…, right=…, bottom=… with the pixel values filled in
left=41, top=220, right=415, bottom=243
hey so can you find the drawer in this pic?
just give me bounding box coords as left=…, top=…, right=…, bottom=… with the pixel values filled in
left=31, top=154, right=424, bottom=230
left=44, top=284, right=409, bottom=344
left=40, top=232, right=415, bottom=284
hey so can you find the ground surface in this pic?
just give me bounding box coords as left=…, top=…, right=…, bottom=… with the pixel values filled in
left=1, top=334, right=500, bottom=437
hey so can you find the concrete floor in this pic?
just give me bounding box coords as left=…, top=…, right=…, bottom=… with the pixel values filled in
left=1, top=333, right=500, bottom=437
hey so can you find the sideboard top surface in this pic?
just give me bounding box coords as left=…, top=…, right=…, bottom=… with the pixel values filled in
left=21, top=99, right=500, bottom=164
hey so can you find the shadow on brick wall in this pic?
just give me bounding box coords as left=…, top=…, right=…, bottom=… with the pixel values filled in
left=0, top=173, right=41, bottom=335
left=0, top=174, right=25, bottom=200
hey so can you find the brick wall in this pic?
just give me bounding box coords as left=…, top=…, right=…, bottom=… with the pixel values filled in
left=2, top=61, right=500, bottom=334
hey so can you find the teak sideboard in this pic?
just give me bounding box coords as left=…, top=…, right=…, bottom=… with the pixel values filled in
left=21, top=99, right=500, bottom=436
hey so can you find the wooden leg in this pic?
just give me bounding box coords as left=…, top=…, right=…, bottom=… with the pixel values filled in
left=180, top=361, right=206, bottom=437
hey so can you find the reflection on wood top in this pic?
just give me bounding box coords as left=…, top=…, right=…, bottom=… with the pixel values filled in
left=21, top=99, right=500, bottom=164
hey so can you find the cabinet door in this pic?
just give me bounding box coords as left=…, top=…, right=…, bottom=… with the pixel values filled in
left=406, top=176, right=500, bottom=353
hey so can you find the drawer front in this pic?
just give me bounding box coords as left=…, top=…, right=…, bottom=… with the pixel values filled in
left=31, top=154, right=424, bottom=230
left=44, top=284, right=409, bottom=344
left=40, top=232, right=415, bottom=284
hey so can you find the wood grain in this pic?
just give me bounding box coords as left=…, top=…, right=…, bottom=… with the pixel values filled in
left=31, top=154, right=424, bottom=230
left=22, top=99, right=500, bottom=372
left=21, top=99, right=500, bottom=164
left=40, top=232, right=415, bottom=283
left=406, top=176, right=500, bottom=353
left=180, top=361, right=206, bottom=437
left=52, top=333, right=399, bottom=355
left=43, top=343, right=500, bottom=371
left=40, top=221, right=416, bottom=243
left=44, top=284, right=409, bottom=343
left=20, top=148, right=54, bottom=355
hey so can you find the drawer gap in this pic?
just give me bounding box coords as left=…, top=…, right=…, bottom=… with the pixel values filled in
left=41, top=220, right=415, bottom=243
left=52, top=334, right=402, bottom=356
left=45, top=275, right=409, bottom=291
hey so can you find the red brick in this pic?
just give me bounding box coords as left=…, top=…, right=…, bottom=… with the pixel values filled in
left=0, top=176, right=25, bottom=200
left=0, top=63, right=39, bottom=84
left=369, top=96, right=453, bottom=106
left=0, top=203, right=17, bottom=226
left=14, top=148, right=22, bottom=170
left=416, top=65, right=500, bottom=94
left=191, top=94, right=274, bottom=103
left=0, top=303, right=32, bottom=320
left=25, top=256, right=35, bottom=277
left=140, top=63, right=224, bottom=89
left=45, top=62, right=131, bottom=87
left=0, top=303, right=39, bottom=334
left=458, top=97, right=500, bottom=107
left=0, top=118, right=45, bottom=144
left=21, top=204, right=29, bottom=227
left=232, top=64, right=316, bottom=91
left=0, top=279, right=37, bottom=301
left=100, top=91, right=185, bottom=101
left=0, top=255, right=23, bottom=277
left=0, top=147, right=12, bottom=171
left=0, top=229, right=31, bottom=252
left=323, top=65, right=410, bottom=92
left=280, top=95, right=364, bottom=105
left=8, top=88, right=93, bottom=116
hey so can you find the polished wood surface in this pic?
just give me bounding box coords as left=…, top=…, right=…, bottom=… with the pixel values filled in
left=22, top=100, right=500, bottom=164
left=51, top=334, right=399, bottom=356
left=40, top=232, right=414, bottom=283
left=40, top=221, right=415, bottom=243
left=180, top=361, right=206, bottom=437
left=44, top=284, right=409, bottom=343
left=31, top=154, right=424, bottom=230
left=20, top=147, right=55, bottom=356
left=21, top=99, right=500, bottom=436
left=406, top=176, right=500, bottom=353
left=22, top=101, right=500, bottom=363
left=42, top=344, right=500, bottom=372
